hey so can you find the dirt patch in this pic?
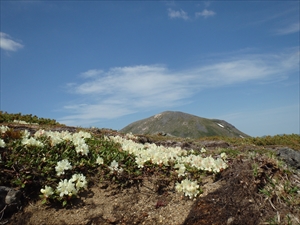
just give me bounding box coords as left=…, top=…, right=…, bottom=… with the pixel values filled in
left=6, top=176, right=197, bottom=225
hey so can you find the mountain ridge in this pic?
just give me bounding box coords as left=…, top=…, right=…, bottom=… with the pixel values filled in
left=120, top=111, right=249, bottom=139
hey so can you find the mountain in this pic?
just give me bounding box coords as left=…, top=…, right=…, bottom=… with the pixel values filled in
left=120, top=111, right=249, bottom=139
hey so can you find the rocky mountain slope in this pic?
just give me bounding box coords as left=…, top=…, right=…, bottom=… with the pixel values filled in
left=120, top=111, right=249, bottom=139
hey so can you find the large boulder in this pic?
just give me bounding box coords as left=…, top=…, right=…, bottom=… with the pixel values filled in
left=276, top=147, right=300, bottom=170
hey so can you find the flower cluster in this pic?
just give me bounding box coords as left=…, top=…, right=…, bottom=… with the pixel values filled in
left=42, top=159, right=87, bottom=199
left=178, top=154, right=227, bottom=173
left=11, top=120, right=39, bottom=125
left=55, top=159, right=72, bottom=176
left=108, top=160, right=123, bottom=174
left=125, top=132, right=138, bottom=140
left=109, top=134, right=228, bottom=198
left=110, top=136, right=187, bottom=168
left=22, top=137, right=44, bottom=147
left=40, top=185, right=54, bottom=198
left=34, top=129, right=91, bottom=155
left=174, top=163, right=186, bottom=177
left=56, top=174, right=87, bottom=197
left=109, top=135, right=228, bottom=173
left=42, top=173, right=88, bottom=198
left=96, top=156, right=104, bottom=165
left=175, top=178, right=200, bottom=199
left=0, top=126, right=9, bottom=148
left=0, top=125, right=9, bottom=134
left=0, top=139, right=5, bottom=148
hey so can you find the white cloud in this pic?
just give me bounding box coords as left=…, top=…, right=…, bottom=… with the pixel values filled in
left=0, top=32, right=24, bottom=51
left=61, top=49, right=299, bottom=126
left=168, top=8, right=189, bottom=20
left=275, top=22, right=300, bottom=35
left=195, top=9, right=216, bottom=18
left=80, top=69, right=103, bottom=78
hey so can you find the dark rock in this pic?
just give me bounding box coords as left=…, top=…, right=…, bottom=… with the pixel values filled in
left=200, top=141, right=230, bottom=148
left=0, top=186, right=22, bottom=218
left=137, top=136, right=152, bottom=144
left=276, top=147, right=300, bottom=170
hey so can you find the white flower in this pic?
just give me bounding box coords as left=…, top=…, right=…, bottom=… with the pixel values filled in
left=108, top=160, right=123, bottom=174
left=21, top=130, right=31, bottom=138
left=125, top=132, right=137, bottom=140
left=174, top=163, right=186, bottom=177
left=96, top=156, right=104, bottom=165
left=175, top=182, right=183, bottom=193
left=72, top=137, right=85, bottom=146
left=0, top=139, right=6, bottom=148
left=0, top=125, right=9, bottom=134
left=57, top=179, right=77, bottom=197
left=75, top=143, right=89, bottom=155
left=45, top=131, right=64, bottom=146
left=60, top=131, right=72, bottom=141
left=70, top=173, right=87, bottom=190
left=41, top=185, right=54, bottom=198
left=175, top=178, right=200, bottom=199
left=109, top=160, right=119, bottom=171
left=220, top=152, right=227, bottom=160
left=73, top=131, right=91, bottom=139
left=22, top=137, right=44, bottom=147
left=135, top=156, right=145, bottom=168
left=55, top=159, right=72, bottom=176
left=13, top=120, right=29, bottom=124
left=34, top=129, right=46, bottom=138
left=109, top=134, right=228, bottom=177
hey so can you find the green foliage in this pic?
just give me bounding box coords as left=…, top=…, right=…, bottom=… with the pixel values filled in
left=248, top=134, right=300, bottom=150
left=0, top=127, right=135, bottom=205
left=0, top=111, right=64, bottom=126
left=217, top=134, right=300, bottom=151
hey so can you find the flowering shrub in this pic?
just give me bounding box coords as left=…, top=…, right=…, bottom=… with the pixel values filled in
left=13, top=119, right=38, bottom=125
left=0, top=125, right=228, bottom=206
left=109, top=135, right=228, bottom=198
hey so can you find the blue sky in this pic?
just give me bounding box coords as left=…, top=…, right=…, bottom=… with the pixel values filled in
left=1, top=1, right=299, bottom=137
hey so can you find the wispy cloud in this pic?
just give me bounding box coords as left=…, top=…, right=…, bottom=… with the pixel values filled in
left=60, top=49, right=299, bottom=126
left=195, top=9, right=216, bottom=19
left=167, top=8, right=189, bottom=20
left=274, top=22, right=300, bottom=35
left=0, top=32, right=24, bottom=51
left=80, top=69, right=104, bottom=78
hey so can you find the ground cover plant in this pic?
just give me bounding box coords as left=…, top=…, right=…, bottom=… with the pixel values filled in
left=0, top=114, right=299, bottom=224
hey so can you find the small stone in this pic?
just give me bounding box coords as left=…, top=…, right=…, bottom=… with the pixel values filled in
left=227, top=217, right=235, bottom=224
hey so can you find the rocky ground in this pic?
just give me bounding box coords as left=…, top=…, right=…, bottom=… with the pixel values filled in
left=1, top=125, right=300, bottom=225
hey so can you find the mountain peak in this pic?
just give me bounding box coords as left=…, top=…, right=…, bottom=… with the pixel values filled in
left=120, top=111, right=249, bottom=139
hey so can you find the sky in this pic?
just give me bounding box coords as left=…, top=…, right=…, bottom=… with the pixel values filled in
left=1, top=1, right=299, bottom=137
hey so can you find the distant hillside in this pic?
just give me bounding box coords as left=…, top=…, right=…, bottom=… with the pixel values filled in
left=120, top=111, right=249, bottom=139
